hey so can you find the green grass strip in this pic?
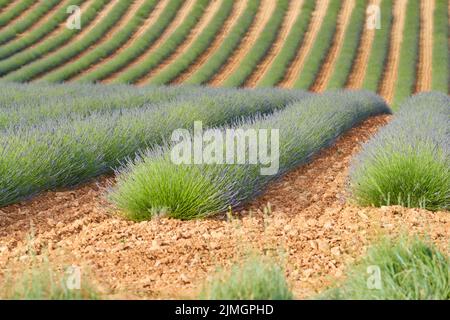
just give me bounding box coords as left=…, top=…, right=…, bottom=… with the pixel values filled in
left=112, top=0, right=210, bottom=84
left=0, top=0, right=108, bottom=77
left=362, top=0, right=393, bottom=92
left=293, top=0, right=341, bottom=89
left=184, top=0, right=260, bottom=85
left=40, top=0, right=159, bottom=83
left=222, top=0, right=289, bottom=87
left=0, top=0, right=84, bottom=61
left=322, top=235, right=450, bottom=300
left=391, top=0, right=420, bottom=109
left=76, top=0, right=185, bottom=83
left=0, top=0, right=34, bottom=28
left=147, top=0, right=234, bottom=85
left=432, top=0, right=448, bottom=92
left=257, top=0, right=315, bottom=87
left=200, top=254, right=293, bottom=300
left=327, top=0, right=368, bottom=89
left=0, top=0, right=61, bottom=46
left=3, top=1, right=132, bottom=82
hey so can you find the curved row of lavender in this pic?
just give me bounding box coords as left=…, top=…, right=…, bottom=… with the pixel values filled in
left=350, top=92, right=449, bottom=211
left=0, top=82, right=310, bottom=206
left=110, top=90, right=391, bottom=220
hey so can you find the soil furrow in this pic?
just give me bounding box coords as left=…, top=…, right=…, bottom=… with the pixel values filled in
left=244, top=0, right=304, bottom=88
left=278, top=0, right=329, bottom=88
left=73, top=0, right=169, bottom=81
left=310, top=0, right=355, bottom=92
left=136, top=0, right=223, bottom=85
left=102, top=0, right=197, bottom=83
left=346, top=0, right=380, bottom=89
left=208, top=0, right=276, bottom=86
left=378, top=0, right=407, bottom=103
left=414, top=0, right=434, bottom=92
left=172, top=0, right=247, bottom=85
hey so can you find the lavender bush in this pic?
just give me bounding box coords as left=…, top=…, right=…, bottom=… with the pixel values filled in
left=110, top=90, right=390, bottom=220
left=350, top=92, right=449, bottom=210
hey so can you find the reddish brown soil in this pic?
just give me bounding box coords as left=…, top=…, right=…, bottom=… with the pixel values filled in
left=1, top=114, right=448, bottom=299
left=415, top=0, right=434, bottom=93
left=346, top=0, right=381, bottom=89
left=136, top=0, right=223, bottom=85
left=74, top=0, right=170, bottom=81
left=244, top=0, right=304, bottom=87
left=102, top=0, right=196, bottom=84
left=208, top=0, right=276, bottom=86
left=378, top=0, right=407, bottom=103
left=172, top=0, right=248, bottom=84
left=279, top=0, right=329, bottom=88
left=311, top=0, right=355, bottom=92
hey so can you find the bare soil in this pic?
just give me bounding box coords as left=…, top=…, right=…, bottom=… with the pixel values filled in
left=208, top=0, right=276, bottom=86
left=279, top=0, right=329, bottom=88
left=415, top=0, right=434, bottom=92
left=1, top=114, right=448, bottom=299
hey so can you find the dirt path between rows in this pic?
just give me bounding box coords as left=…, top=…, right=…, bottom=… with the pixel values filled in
left=136, top=0, right=223, bottom=85
left=103, top=0, right=196, bottom=84
left=311, top=0, right=355, bottom=92
left=73, top=0, right=169, bottom=81
left=208, top=0, right=276, bottom=86
left=172, top=0, right=247, bottom=84
left=38, top=0, right=145, bottom=81
left=278, top=0, right=329, bottom=88
left=378, top=0, right=407, bottom=103
left=414, top=0, right=434, bottom=92
left=346, top=0, right=380, bottom=89
left=244, top=0, right=304, bottom=88
left=1, top=114, right=448, bottom=299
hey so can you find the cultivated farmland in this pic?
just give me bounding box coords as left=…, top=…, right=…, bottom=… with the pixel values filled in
left=0, top=0, right=448, bottom=302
